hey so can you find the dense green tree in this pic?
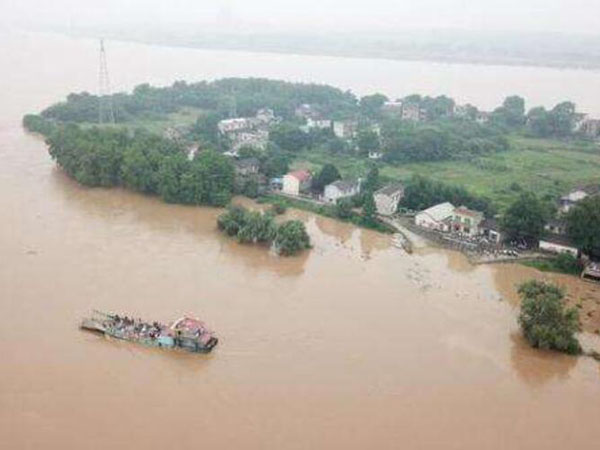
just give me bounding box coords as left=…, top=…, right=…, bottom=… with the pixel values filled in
left=40, top=78, right=358, bottom=123
left=269, top=123, right=309, bottom=152
left=193, top=150, right=235, bottom=206
left=362, top=167, right=380, bottom=194
left=551, top=101, right=577, bottom=137
left=218, top=206, right=310, bottom=256
left=501, top=192, right=550, bottom=243
left=357, top=130, right=380, bottom=156
left=566, top=196, right=600, bottom=258
left=217, top=205, right=250, bottom=237
left=401, top=175, right=495, bottom=216
left=326, top=137, right=349, bottom=154
left=121, top=146, right=156, bottom=193
left=190, top=112, right=221, bottom=147
left=492, top=95, right=525, bottom=127
left=157, top=153, right=189, bottom=203
left=362, top=192, right=377, bottom=225
left=359, top=93, right=388, bottom=119
left=335, top=198, right=353, bottom=219
left=261, top=150, right=290, bottom=178
left=518, top=280, right=581, bottom=354
left=312, top=163, right=341, bottom=193
left=237, top=211, right=277, bottom=244
left=274, top=220, right=311, bottom=256
left=526, top=106, right=552, bottom=137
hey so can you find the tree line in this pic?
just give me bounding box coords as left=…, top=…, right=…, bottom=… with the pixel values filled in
left=38, top=122, right=235, bottom=207
left=39, top=78, right=358, bottom=124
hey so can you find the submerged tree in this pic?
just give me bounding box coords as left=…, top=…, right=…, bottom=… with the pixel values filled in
left=518, top=280, right=581, bottom=355
left=218, top=206, right=310, bottom=256
left=501, top=192, right=550, bottom=244
left=273, top=220, right=311, bottom=256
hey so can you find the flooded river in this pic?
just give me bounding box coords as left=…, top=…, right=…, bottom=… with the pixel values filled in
left=1, top=30, right=600, bottom=450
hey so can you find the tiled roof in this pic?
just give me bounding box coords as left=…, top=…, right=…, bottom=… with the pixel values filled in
left=329, top=179, right=360, bottom=193
left=287, top=170, right=311, bottom=182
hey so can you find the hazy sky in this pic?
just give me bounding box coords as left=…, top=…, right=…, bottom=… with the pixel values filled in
left=3, top=0, right=600, bottom=35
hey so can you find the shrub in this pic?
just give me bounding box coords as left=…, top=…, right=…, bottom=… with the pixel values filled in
left=270, top=201, right=287, bottom=215
left=335, top=198, right=353, bottom=219
left=518, top=280, right=581, bottom=354
left=274, top=220, right=311, bottom=256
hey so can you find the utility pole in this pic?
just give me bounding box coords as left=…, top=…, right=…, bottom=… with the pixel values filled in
left=98, top=39, right=115, bottom=124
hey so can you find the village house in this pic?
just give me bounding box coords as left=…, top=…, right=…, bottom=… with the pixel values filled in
left=450, top=206, right=485, bottom=236
left=559, top=185, right=600, bottom=213
left=415, top=202, right=455, bottom=232
left=295, top=104, right=317, bottom=120
left=255, top=108, right=276, bottom=125
left=230, top=130, right=269, bottom=152
left=576, top=117, right=600, bottom=138
left=233, top=158, right=260, bottom=177
left=539, top=234, right=579, bottom=257
left=545, top=218, right=567, bottom=236
left=475, top=111, right=491, bottom=124
left=218, top=109, right=277, bottom=154
left=480, top=218, right=503, bottom=244
left=282, top=170, right=312, bottom=196
left=323, top=179, right=361, bottom=204
left=382, top=101, right=403, bottom=115
left=374, top=184, right=404, bottom=216
left=218, top=117, right=252, bottom=134
left=401, top=102, right=426, bottom=122
left=306, top=118, right=333, bottom=130
left=333, top=120, right=358, bottom=139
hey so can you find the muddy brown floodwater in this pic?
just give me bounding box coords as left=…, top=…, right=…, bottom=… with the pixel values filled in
left=2, top=30, right=600, bottom=450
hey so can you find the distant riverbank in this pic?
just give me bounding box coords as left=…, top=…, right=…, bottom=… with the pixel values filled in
left=60, top=27, right=600, bottom=72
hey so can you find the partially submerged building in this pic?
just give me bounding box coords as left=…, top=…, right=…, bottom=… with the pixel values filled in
left=450, top=206, right=485, bottom=237
left=415, top=202, right=455, bottom=232
left=374, top=184, right=404, bottom=216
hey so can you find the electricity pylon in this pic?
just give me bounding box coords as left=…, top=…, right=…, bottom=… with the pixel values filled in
left=98, top=39, right=115, bottom=124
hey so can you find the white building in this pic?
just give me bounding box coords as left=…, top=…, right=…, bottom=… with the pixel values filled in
left=307, top=118, right=332, bottom=130
left=282, top=170, right=312, bottom=196
left=374, top=184, right=404, bottom=216
left=450, top=206, right=485, bottom=236
left=218, top=118, right=252, bottom=134
left=333, top=121, right=358, bottom=139
left=539, top=235, right=579, bottom=257
left=415, top=202, right=455, bottom=232
left=559, top=185, right=600, bottom=213
left=323, top=179, right=361, bottom=204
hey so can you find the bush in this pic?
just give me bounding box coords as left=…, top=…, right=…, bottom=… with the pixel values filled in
left=270, top=201, right=287, bottom=215
left=274, top=220, right=311, bottom=256
left=518, top=280, right=581, bottom=354
left=218, top=205, right=310, bottom=256
left=335, top=198, right=353, bottom=219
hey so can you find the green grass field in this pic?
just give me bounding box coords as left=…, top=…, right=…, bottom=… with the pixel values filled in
left=81, top=107, right=203, bottom=135
left=291, top=135, right=600, bottom=211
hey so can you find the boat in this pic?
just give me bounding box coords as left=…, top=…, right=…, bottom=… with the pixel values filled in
left=80, top=310, right=218, bottom=353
